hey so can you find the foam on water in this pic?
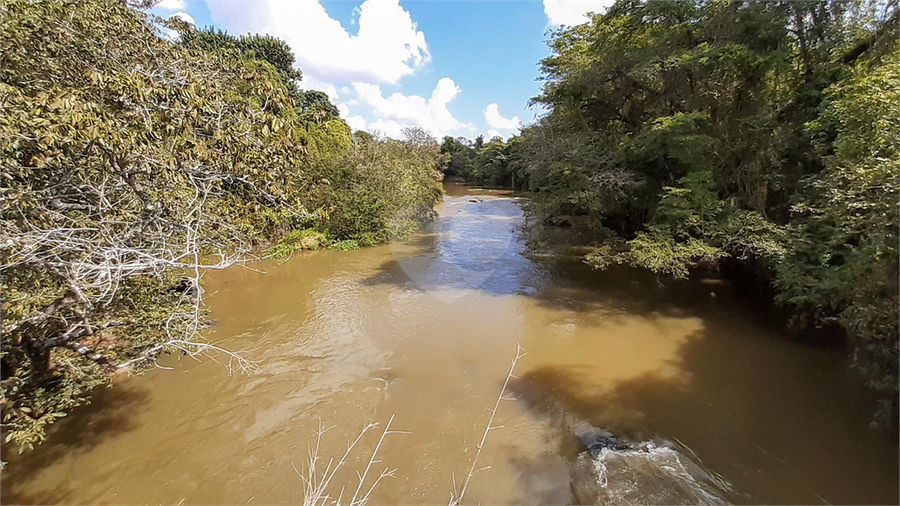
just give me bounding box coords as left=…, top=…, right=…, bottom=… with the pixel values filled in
left=571, top=439, right=735, bottom=505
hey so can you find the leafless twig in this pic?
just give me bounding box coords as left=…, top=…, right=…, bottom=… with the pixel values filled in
left=293, top=416, right=406, bottom=506
left=448, top=344, right=526, bottom=506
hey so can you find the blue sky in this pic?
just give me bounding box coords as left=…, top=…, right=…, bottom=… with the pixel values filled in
left=152, top=0, right=614, bottom=140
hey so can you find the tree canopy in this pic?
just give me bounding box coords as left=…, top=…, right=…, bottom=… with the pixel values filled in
left=0, top=0, right=444, bottom=450
left=441, top=0, right=899, bottom=392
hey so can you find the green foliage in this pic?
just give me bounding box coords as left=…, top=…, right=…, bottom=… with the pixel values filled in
left=440, top=135, right=532, bottom=192
left=328, top=240, right=361, bottom=251
left=267, top=229, right=327, bottom=257
left=177, top=25, right=347, bottom=131
left=587, top=226, right=724, bottom=279
left=311, top=128, right=445, bottom=244
left=453, top=0, right=899, bottom=391
left=295, top=117, right=353, bottom=160
left=775, top=53, right=899, bottom=389
left=0, top=0, right=444, bottom=449
left=296, top=90, right=341, bottom=126
left=179, top=26, right=302, bottom=83
left=236, top=34, right=303, bottom=82
left=440, top=137, right=475, bottom=177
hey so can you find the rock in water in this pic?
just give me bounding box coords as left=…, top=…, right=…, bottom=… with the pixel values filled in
left=573, top=422, right=634, bottom=453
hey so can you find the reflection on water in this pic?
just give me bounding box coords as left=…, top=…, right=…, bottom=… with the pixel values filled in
left=2, top=182, right=897, bottom=505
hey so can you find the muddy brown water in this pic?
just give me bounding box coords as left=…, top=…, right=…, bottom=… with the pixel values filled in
left=3, top=183, right=898, bottom=505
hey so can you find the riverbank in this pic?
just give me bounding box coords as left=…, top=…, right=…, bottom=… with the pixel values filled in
left=4, top=185, right=897, bottom=504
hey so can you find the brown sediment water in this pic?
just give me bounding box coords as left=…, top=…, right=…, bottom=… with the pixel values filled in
left=2, top=183, right=897, bottom=505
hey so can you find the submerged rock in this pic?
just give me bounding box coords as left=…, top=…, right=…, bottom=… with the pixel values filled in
left=573, top=422, right=634, bottom=453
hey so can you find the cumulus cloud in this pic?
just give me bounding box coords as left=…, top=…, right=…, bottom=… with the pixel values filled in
left=346, top=115, right=368, bottom=131
left=542, top=0, right=615, bottom=26
left=156, top=0, right=187, bottom=11
left=484, top=103, right=521, bottom=131
left=159, top=11, right=194, bottom=40
left=366, top=118, right=406, bottom=138
left=352, top=78, right=473, bottom=138
left=205, top=0, right=429, bottom=85
left=197, top=1, right=474, bottom=139
left=336, top=103, right=367, bottom=131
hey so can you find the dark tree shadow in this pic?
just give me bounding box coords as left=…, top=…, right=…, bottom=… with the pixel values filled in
left=359, top=198, right=898, bottom=503
left=1, top=382, right=149, bottom=504
left=506, top=314, right=900, bottom=505
left=0, top=484, right=77, bottom=506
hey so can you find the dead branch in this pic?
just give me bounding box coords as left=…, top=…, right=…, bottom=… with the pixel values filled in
left=448, top=344, right=526, bottom=506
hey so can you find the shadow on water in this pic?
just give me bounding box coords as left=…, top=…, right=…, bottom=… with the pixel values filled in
left=1, top=382, right=149, bottom=503
left=360, top=192, right=896, bottom=504
left=5, top=188, right=894, bottom=505
left=507, top=316, right=899, bottom=505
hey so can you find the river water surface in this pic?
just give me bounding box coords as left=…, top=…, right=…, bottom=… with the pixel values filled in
left=3, top=184, right=898, bottom=504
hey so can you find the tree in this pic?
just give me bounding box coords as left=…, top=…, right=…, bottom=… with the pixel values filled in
left=296, top=90, right=340, bottom=128
left=440, top=136, right=475, bottom=178
left=179, top=27, right=303, bottom=84
left=776, top=54, right=899, bottom=390
left=495, top=0, right=898, bottom=391
left=310, top=129, right=445, bottom=245
left=1, top=0, right=450, bottom=451
left=0, top=0, right=308, bottom=449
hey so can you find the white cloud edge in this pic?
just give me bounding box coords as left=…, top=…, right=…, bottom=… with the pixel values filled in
left=170, top=11, right=195, bottom=25
left=178, top=1, right=517, bottom=141
left=156, top=0, right=187, bottom=12
left=542, top=0, right=615, bottom=26
left=484, top=103, right=521, bottom=132
left=205, top=0, right=430, bottom=85
left=346, top=77, right=474, bottom=139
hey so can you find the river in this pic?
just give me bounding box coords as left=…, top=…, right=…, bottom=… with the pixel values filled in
left=2, top=183, right=897, bottom=504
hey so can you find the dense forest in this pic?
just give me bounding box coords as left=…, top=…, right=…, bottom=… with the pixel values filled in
left=442, top=1, right=898, bottom=393
left=0, top=0, right=444, bottom=450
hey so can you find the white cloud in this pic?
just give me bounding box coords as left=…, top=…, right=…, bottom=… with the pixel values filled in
left=351, top=77, right=472, bottom=138
left=484, top=103, right=521, bottom=131
left=169, top=11, right=195, bottom=25
left=156, top=0, right=187, bottom=12
left=346, top=115, right=368, bottom=131
left=542, top=0, right=615, bottom=26
left=336, top=103, right=368, bottom=131
left=205, top=0, right=430, bottom=85
left=486, top=129, right=503, bottom=140
left=366, top=118, right=406, bottom=138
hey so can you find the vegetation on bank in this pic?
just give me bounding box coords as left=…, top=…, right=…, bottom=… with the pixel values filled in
left=441, top=0, right=898, bottom=392
left=0, top=0, right=444, bottom=450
